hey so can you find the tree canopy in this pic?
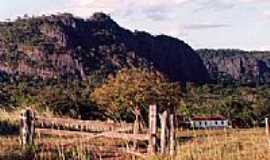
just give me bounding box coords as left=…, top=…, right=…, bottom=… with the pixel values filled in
left=90, top=68, right=182, bottom=121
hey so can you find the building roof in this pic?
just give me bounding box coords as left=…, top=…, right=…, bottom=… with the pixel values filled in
left=191, top=115, right=226, bottom=121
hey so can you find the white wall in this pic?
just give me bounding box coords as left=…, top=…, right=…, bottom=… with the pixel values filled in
left=191, top=120, right=228, bottom=128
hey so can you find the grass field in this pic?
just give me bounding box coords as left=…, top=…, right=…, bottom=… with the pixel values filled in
left=0, top=110, right=270, bottom=160
left=175, top=129, right=270, bottom=160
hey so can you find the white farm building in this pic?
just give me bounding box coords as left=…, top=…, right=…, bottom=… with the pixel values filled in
left=190, top=115, right=229, bottom=129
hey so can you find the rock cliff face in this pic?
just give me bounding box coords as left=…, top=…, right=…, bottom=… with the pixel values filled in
left=0, top=13, right=209, bottom=83
left=2, top=13, right=268, bottom=85
left=198, top=49, right=270, bottom=84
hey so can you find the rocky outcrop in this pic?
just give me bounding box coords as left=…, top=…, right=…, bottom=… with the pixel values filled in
left=198, top=49, right=270, bottom=84
left=0, top=13, right=209, bottom=83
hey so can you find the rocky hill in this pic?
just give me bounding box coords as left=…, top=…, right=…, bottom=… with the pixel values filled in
left=0, top=13, right=209, bottom=84
left=198, top=49, right=270, bottom=85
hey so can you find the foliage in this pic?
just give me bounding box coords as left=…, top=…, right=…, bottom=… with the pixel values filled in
left=0, top=78, right=104, bottom=119
left=1, top=70, right=269, bottom=127
left=181, top=83, right=270, bottom=127
left=91, top=68, right=182, bottom=121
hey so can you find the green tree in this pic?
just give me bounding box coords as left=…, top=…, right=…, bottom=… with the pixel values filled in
left=90, top=68, right=182, bottom=121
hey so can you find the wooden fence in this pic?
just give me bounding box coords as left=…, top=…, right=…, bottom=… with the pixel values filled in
left=20, top=105, right=176, bottom=157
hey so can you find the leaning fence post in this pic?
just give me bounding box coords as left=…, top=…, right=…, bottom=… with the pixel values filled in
left=21, top=109, right=35, bottom=149
left=133, top=106, right=141, bottom=150
left=266, top=117, right=269, bottom=136
left=148, top=104, right=157, bottom=154
left=159, top=110, right=168, bottom=154
left=169, top=112, right=176, bottom=156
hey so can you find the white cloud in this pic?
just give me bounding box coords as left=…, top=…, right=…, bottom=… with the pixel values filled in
left=66, top=0, right=189, bottom=20
left=72, top=0, right=188, bottom=9
left=193, top=0, right=234, bottom=13
left=66, top=0, right=121, bottom=17
left=238, top=0, right=269, bottom=3
left=65, top=0, right=270, bottom=20
left=263, top=11, right=270, bottom=18
left=183, top=24, right=230, bottom=30
left=258, top=46, right=270, bottom=51
left=192, top=0, right=270, bottom=13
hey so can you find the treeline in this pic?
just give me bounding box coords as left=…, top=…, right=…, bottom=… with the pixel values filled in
left=182, top=83, right=270, bottom=127
left=1, top=68, right=270, bottom=127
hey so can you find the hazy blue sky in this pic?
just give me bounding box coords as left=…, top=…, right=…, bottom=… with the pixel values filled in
left=0, top=0, right=269, bottom=50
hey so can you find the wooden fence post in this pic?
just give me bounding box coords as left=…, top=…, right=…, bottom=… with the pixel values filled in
left=169, top=113, right=176, bottom=156
left=148, top=104, right=157, bottom=154
left=159, top=110, right=168, bottom=154
left=21, top=109, right=35, bottom=149
left=266, top=117, right=269, bottom=136
left=133, top=106, right=141, bottom=150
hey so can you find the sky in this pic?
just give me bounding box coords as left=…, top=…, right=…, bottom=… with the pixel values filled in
left=0, top=0, right=269, bottom=51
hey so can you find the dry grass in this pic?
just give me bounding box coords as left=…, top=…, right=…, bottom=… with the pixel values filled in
left=1, top=128, right=269, bottom=160
left=0, top=133, right=131, bottom=159
left=175, top=128, right=270, bottom=160
left=0, top=111, right=269, bottom=160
